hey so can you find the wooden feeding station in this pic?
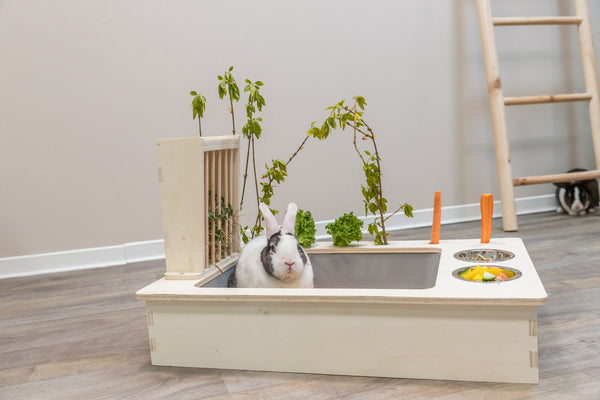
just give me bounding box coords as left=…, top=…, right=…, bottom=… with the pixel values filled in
left=139, top=175, right=548, bottom=383
left=155, top=135, right=241, bottom=280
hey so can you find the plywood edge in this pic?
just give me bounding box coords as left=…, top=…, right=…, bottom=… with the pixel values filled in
left=136, top=286, right=547, bottom=306
left=155, top=136, right=240, bottom=151
left=201, top=135, right=240, bottom=151
left=164, top=272, right=206, bottom=280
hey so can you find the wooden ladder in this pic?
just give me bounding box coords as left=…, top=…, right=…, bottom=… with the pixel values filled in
left=476, top=0, right=600, bottom=231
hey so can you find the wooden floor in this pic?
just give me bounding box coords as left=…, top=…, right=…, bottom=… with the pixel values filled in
left=1, top=211, right=599, bottom=399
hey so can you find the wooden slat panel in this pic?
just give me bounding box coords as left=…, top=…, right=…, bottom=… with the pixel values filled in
left=493, top=16, right=582, bottom=26
left=513, top=169, right=600, bottom=186
left=216, top=150, right=222, bottom=262
left=225, top=150, right=234, bottom=256
left=232, top=147, right=241, bottom=252
left=210, top=151, right=216, bottom=266
left=204, top=152, right=209, bottom=269
left=504, top=92, right=592, bottom=106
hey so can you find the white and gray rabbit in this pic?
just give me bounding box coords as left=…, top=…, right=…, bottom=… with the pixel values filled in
left=554, top=168, right=599, bottom=216
left=228, top=202, right=314, bottom=288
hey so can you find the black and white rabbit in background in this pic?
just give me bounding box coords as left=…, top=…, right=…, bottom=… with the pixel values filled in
left=554, top=168, right=600, bottom=216
left=228, top=202, right=314, bottom=288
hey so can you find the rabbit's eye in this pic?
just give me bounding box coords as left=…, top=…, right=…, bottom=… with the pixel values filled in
left=269, top=244, right=276, bottom=253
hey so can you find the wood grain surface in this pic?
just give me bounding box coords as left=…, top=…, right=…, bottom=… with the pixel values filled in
left=1, top=211, right=599, bottom=399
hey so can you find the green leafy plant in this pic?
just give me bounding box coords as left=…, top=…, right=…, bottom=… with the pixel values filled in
left=326, top=212, right=363, bottom=247
left=309, top=96, right=413, bottom=245
left=295, top=209, right=316, bottom=247
left=217, top=66, right=241, bottom=135
left=190, top=91, right=206, bottom=136
left=208, top=193, right=234, bottom=262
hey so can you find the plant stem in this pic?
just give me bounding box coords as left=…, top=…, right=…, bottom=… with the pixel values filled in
left=230, top=98, right=236, bottom=135
left=370, top=134, right=388, bottom=244
left=198, top=118, right=203, bottom=137
left=347, top=103, right=388, bottom=244
left=251, top=135, right=310, bottom=235
left=239, top=137, right=252, bottom=212
left=383, top=204, right=405, bottom=222
left=351, top=121, right=367, bottom=166
left=251, top=136, right=260, bottom=234
left=286, top=135, right=310, bottom=164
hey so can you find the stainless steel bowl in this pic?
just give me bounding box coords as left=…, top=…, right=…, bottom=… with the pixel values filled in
left=452, top=265, right=522, bottom=283
left=453, top=249, right=515, bottom=262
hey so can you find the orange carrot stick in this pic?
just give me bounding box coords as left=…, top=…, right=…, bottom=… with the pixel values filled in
left=429, top=191, right=441, bottom=244
left=480, top=193, right=493, bottom=243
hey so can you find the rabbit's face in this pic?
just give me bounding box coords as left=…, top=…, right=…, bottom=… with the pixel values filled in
left=261, top=231, right=308, bottom=282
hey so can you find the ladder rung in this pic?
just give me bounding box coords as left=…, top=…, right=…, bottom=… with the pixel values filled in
left=504, top=93, right=592, bottom=106
left=493, top=16, right=583, bottom=26
left=513, top=170, right=600, bottom=186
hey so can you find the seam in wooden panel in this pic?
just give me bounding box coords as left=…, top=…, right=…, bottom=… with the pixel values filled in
left=529, top=351, right=538, bottom=368
left=147, top=311, right=154, bottom=326
left=158, top=167, right=164, bottom=183
left=149, top=337, right=157, bottom=352
left=529, top=319, right=537, bottom=336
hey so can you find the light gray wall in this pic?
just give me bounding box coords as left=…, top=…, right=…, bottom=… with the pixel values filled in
left=1, top=0, right=598, bottom=257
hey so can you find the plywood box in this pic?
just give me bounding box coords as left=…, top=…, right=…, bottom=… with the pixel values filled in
left=137, top=238, right=547, bottom=383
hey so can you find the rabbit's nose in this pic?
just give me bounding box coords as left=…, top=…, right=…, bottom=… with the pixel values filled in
left=285, top=261, right=295, bottom=267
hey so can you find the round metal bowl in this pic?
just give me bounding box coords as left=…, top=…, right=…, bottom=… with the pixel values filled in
left=453, top=249, right=515, bottom=263
left=452, top=265, right=522, bottom=283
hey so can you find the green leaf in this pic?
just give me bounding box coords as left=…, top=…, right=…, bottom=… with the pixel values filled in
left=368, top=222, right=378, bottom=235
left=321, top=121, right=330, bottom=137
left=354, top=96, right=367, bottom=110
left=295, top=209, right=316, bottom=247
left=368, top=202, right=378, bottom=214
left=190, top=91, right=197, bottom=96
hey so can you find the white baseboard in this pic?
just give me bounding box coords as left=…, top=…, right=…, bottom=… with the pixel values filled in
left=0, top=239, right=165, bottom=279
left=0, top=194, right=556, bottom=279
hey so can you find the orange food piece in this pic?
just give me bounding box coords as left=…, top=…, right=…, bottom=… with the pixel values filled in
left=495, top=272, right=508, bottom=280
left=429, top=191, right=441, bottom=244
left=480, top=194, right=493, bottom=244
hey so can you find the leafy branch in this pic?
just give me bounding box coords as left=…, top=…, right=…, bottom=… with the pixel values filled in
left=217, top=66, right=240, bottom=135
left=246, top=135, right=312, bottom=240
left=239, top=79, right=266, bottom=214
left=309, top=96, right=413, bottom=245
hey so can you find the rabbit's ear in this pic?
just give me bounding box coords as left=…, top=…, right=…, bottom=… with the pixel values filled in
left=259, top=203, right=280, bottom=238
left=282, top=202, right=298, bottom=234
